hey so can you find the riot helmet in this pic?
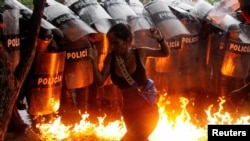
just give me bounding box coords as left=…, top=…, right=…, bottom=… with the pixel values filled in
left=228, top=24, right=241, bottom=32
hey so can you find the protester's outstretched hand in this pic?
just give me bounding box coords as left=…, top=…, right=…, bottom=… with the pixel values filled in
left=148, top=27, right=164, bottom=41
left=87, top=44, right=98, bottom=61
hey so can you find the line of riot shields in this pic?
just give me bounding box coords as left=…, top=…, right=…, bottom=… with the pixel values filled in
left=1, top=0, right=250, bottom=129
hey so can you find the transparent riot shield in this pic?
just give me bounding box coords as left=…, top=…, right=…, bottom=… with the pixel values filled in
left=61, top=36, right=94, bottom=89
left=128, top=0, right=152, bottom=31
left=4, top=0, right=58, bottom=30
left=154, top=36, right=182, bottom=73
left=168, top=5, right=202, bottom=74
left=44, top=0, right=96, bottom=42
left=128, top=0, right=144, bottom=14
left=2, top=3, right=20, bottom=72
left=144, top=0, right=190, bottom=40
left=169, top=5, right=202, bottom=34
left=102, top=0, right=137, bottom=24
left=207, top=1, right=241, bottom=31
left=190, top=0, right=214, bottom=19
left=240, top=23, right=250, bottom=39
left=208, top=0, right=240, bottom=24
left=179, top=34, right=200, bottom=74
left=128, top=0, right=157, bottom=49
left=133, top=29, right=158, bottom=49
left=168, top=0, right=194, bottom=11
left=221, top=39, right=250, bottom=79
left=191, top=0, right=240, bottom=32
left=63, top=0, right=112, bottom=33
left=29, top=52, right=66, bottom=116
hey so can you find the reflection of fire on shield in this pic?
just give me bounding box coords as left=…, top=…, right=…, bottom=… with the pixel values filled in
left=87, top=33, right=109, bottom=71
left=221, top=39, right=250, bottom=78
left=63, top=0, right=113, bottom=33
left=43, top=0, right=96, bottom=42
left=144, top=0, right=190, bottom=73
left=61, top=36, right=94, bottom=89
left=154, top=36, right=182, bottom=73
left=29, top=52, right=66, bottom=116
left=43, top=0, right=96, bottom=89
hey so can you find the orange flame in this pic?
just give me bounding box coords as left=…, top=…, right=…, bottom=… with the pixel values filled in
left=36, top=95, right=250, bottom=141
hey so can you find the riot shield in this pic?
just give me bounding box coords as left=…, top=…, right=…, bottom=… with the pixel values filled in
left=168, top=4, right=202, bottom=74
left=102, top=0, right=137, bottom=24
left=208, top=0, right=240, bottom=24
left=128, top=0, right=152, bottom=31
left=190, top=0, right=214, bottom=19
left=29, top=52, right=66, bottom=116
left=63, top=0, right=112, bottom=33
left=128, top=0, right=144, bottom=15
left=168, top=0, right=194, bottom=11
left=60, top=36, right=94, bottom=89
left=2, top=4, right=20, bottom=72
left=169, top=5, right=202, bottom=34
left=216, top=14, right=241, bottom=31
left=133, top=29, right=159, bottom=49
left=127, top=0, right=157, bottom=49
left=5, top=0, right=58, bottom=30
left=240, top=23, right=250, bottom=39
left=179, top=34, right=200, bottom=74
left=206, top=0, right=241, bottom=31
left=221, top=39, right=250, bottom=79
left=191, top=0, right=241, bottom=35
left=144, top=0, right=190, bottom=40
left=44, top=0, right=96, bottom=42
left=154, top=36, right=182, bottom=73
